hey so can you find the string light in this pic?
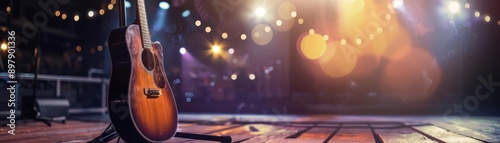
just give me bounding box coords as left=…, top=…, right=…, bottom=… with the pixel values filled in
left=99, top=9, right=105, bottom=15
left=195, top=20, right=201, bottom=26
left=241, top=34, right=247, bottom=40
left=298, top=18, right=304, bottom=24
left=74, top=15, right=80, bottom=21
left=62, top=14, right=67, bottom=20
left=108, top=4, right=114, bottom=10
left=291, top=11, right=297, bottom=17
left=276, top=20, right=282, bottom=26
left=55, top=11, right=61, bottom=17
left=6, top=6, right=10, bottom=13
left=222, top=33, right=228, bottom=39
left=474, top=11, right=480, bottom=17
left=205, top=26, right=211, bottom=33
left=88, top=11, right=95, bottom=18
left=97, top=45, right=103, bottom=51
left=309, top=29, right=315, bottom=35
left=485, top=16, right=491, bottom=22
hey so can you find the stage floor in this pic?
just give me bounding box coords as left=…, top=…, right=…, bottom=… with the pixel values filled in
left=1, top=114, right=499, bottom=143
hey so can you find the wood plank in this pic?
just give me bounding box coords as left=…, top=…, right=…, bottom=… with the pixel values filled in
left=432, top=121, right=500, bottom=143
left=167, top=124, right=242, bottom=143
left=296, top=127, right=337, bottom=142
left=328, top=128, right=375, bottom=143
left=375, top=128, right=437, bottom=143
left=413, top=126, right=482, bottom=143
left=242, top=127, right=306, bottom=143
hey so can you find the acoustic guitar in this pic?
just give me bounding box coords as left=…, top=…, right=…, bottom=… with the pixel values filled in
left=106, top=0, right=178, bottom=142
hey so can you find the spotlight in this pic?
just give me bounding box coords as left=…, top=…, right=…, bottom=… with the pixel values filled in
left=255, top=7, right=265, bottom=17
left=179, top=47, right=186, bottom=54
left=212, top=45, right=221, bottom=54
left=125, top=1, right=131, bottom=8
left=159, top=1, right=170, bottom=10
left=448, top=1, right=460, bottom=14
left=392, top=0, right=404, bottom=9
left=182, top=10, right=190, bottom=17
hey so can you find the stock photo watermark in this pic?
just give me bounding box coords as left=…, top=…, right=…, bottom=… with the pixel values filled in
left=5, top=31, right=16, bottom=135
left=442, top=74, right=499, bottom=121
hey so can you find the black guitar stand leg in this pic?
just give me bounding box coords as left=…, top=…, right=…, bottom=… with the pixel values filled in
left=174, top=132, right=232, bottom=143
left=88, top=123, right=119, bottom=143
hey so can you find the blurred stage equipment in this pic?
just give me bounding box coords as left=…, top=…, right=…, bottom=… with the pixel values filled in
left=20, top=46, right=70, bottom=126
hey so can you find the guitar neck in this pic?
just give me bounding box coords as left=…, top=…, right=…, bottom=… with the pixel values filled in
left=137, top=0, right=152, bottom=49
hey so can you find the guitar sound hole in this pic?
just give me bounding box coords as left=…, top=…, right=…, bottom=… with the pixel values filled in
left=141, top=49, right=155, bottom=71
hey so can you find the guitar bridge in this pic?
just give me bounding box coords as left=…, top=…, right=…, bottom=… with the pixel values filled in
left=144, top=88, right=161, bottom=98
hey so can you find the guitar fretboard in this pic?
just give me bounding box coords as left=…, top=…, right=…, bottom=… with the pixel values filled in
left=137, top=0, right=152, bottom=49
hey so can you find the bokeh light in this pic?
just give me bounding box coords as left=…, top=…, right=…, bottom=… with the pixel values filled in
left=319, top=41, right=357, bottom=78
left=299, top=33, right=327, bottom=60
left=485, top=16, right=491, bottom=22
left=249, top=74, right=256, bottom=80
left=464, top=3, right=470, bottom=9
left=228, top=48, right=234, bottom=55
left=475, top=11, right=480, bottom=17
left=55, top=11, right=61, bottom=17
left=231, top=74, right=237, bottom=80
left=251, top=24, right=273, bottom=45
left=88, top=11, right=94, bottom=18
left=276, top=20, right=283, bottom=26
left=241, top=34, right=247, bottom=40
left=1, top=43, right=7, bottom=50
left=298, top=18, right=304, bottom=24
left=99, top=9, right=105, bottom=15
left=97, top=45, right=103, bottom=51
left=291, top=11, right=297, bottom=18
left=108, top=4, right=114, bottom=10
left=278, top=2, right=296, bottom=20
left=62, top=14, right=67, bottom=20
left=76, top=45, right=81, bottom=52
left=195, top=20, right=201, bottom=26
left=74, top=15, right=80, bottom=22
left=222, top=32, right=228, bottom=39
left=339, top=0, right=365, bottom=16
left=205, top=26, right=211, bottom=33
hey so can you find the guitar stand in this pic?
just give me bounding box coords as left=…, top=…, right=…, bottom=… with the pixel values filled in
left=88, top=123, right=232, bottom=143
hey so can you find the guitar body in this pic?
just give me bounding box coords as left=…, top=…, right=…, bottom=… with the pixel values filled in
left=107, top=24, right=178, bottom=142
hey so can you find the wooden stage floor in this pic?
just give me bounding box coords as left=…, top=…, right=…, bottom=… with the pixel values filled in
left=1, top=114, right=499, bottom=143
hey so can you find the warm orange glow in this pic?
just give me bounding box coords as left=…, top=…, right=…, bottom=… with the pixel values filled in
left=97, top=45, right=103, bottom=51
left=211, top=45, right=221, bottom=54
left=108, top=4, right=114, bottom=10
left=99, top=9, right=105, bottom=15
left=55, top=11, right=61, bottom=17
left=300, top=33, right=327, bottom=60
left=1, top=43, right=7, bottom=50
left=76, top=45, right=81, bottom=52
left=339, top=0, right=365, bottom=16
left=61, top=14, right=67, bottom=20
left=319, top=42, right=357, bottom=78
left=379, top=48, right=442, bottom=101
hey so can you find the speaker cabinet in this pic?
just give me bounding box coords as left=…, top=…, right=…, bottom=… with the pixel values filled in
left=34, top=97, right=70, bottom=122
